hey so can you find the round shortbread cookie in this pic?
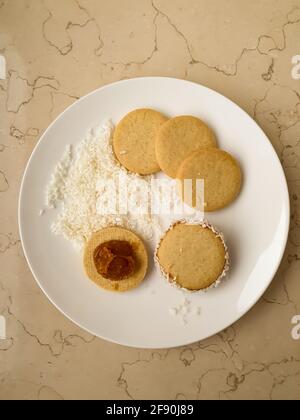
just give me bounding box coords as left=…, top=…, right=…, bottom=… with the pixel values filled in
left=155, top=221, right=229, bottom=291
left=177, top=148, right=242, bottom=212
left=156, top=116, right=217, bottom=178
left=113, top=109, right=168, bottom=175
left=84, top=227, right=148, bottom=292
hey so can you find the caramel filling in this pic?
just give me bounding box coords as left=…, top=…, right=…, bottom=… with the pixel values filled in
left=93, top=240, right=136, bottom=281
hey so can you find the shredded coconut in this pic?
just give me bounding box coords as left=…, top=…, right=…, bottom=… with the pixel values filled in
left=46, top=145, right=73, bottom=208
left=46, top=121, right=161, bottom=251
left=169, top=298, right=202, bottom=325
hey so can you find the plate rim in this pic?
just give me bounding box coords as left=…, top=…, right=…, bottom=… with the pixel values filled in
left=18, top=76, right=291, bottom=349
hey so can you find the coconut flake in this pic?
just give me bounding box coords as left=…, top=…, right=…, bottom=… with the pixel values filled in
left=46, top=121, right=161, bottom=250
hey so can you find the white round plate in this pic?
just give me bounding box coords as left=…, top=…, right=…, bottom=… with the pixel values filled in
left=19, top=77, right=290, bottom=349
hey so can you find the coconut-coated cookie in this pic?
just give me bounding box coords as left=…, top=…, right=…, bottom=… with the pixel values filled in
left=155, top=221, right=229, bottom=291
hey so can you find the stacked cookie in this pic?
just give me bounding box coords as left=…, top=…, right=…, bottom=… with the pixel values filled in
left=113, top=109, right=242, bottom=212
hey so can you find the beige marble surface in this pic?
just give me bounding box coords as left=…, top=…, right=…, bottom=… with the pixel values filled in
left=1, top=0, right=300, bottom=400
